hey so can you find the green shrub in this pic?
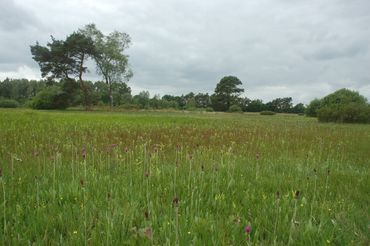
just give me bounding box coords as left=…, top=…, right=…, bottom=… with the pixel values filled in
left=0, top=98, right=19, bottom=108
left=306, top=88, right=368, bottom=117
left=317, top=103, right=370, bottom=123
left=205, top=107, right=214, bottom=112
left=228, top=104, right=242, bottom=112
left=305, top=99, right=322, bottom=117
left=260, top=111, right=276, bottom=115
left=31, top=86, right=69, bottom=110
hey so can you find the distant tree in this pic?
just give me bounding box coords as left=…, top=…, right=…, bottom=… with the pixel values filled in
left=30, top=32, right=96, bottom=108
left=133, top=91, right=150, bottom=109
left=80, top=24, right=133, bottom=107
left=238, top=97, right=251, bottom=112
left=211, top=76, right=244, bottom=111
left=305, top=98, right=322, bottom=117
left=291, top=103, right=305, bottom=114
left=267, top=97, right=293, bottom=113
left=245, top=99, right=265, bottom=112
left=317, top=89, right=370, bottom=123
left=194, top=93, right=211, bottom=108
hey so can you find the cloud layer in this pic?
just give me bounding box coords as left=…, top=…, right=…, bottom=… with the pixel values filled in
left=1, top=0, right=370, bottom=103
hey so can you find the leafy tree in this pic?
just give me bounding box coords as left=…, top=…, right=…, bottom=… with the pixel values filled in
left=133, top=91, right=150, bottom=109
left=211, top=76, right=244, bottom=111
left=80, top=24, right=132, bottom=107
left=291, top=103, right=305, bottom=114
left=266, top=97, right=293, bottom=113
left=306, top=88, right=368, bottom=117
left=305, top=98, right=322, bottom=117
left=309, top=88, right=370, bottom=123
left=194, top=93, right=211, bottom=108
left=30, top=32, right=96, bottom=108
left=321, top=88, right=367, bottom=106
left=245, top=99, right=265, bottom=112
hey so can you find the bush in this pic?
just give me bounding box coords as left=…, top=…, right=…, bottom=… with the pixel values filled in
left=317, top=103, right=370, bottom=123
left=0, top=98, right=19, bottom=108
left=205, top=107, right=214, bottom=112
left=305, top=99, right=322, bottom=117
left=306, top=88, right=367, bottom=117
left=31, top=86, right=69, bottom=110
left=228, top=104, right=242, bottom=112
left=310, top=88, right=370, bottom=124
left=260, top=111, right=276, bottom=115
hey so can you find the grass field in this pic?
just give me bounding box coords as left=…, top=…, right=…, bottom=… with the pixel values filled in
left=0, top=109, right=369, bottom=245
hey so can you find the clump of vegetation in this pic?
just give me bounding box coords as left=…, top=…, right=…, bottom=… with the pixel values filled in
left=306, top=88, right=370, bottom=123
left=228, top=104, right=242, bottom=112
left=31, top=86, right=69, bottom=109
left=260, top=110, right=276, bottom=115
left=0, top=98, right=19, bottom=108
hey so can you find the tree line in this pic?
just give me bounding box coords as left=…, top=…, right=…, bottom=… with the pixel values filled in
left=0, top=76, right=305, bottom=114
left=1, top=23, right=369, bottom=123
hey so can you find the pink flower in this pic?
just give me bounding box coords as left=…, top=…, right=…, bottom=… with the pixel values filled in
left=244, top=225, right=251, bottom=234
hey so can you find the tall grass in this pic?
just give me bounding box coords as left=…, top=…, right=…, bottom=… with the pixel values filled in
left=0, top=109, right=369, bottom=244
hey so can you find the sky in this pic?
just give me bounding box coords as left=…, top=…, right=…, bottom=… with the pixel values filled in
left=1, top=0, right=370, bottom=104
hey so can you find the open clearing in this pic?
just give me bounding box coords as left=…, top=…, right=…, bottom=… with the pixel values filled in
left=0, top=109, right=369, bottom=244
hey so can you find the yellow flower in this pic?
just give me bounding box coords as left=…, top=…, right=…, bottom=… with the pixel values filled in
left=73, top=231, right=78, bottom=234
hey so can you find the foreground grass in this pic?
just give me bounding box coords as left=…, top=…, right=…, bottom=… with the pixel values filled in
left=0, top=109, right=369, bottom=245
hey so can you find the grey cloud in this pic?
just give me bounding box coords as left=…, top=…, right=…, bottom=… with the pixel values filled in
left=306, top=41, right=368, bottom=61
left=0, top=0, right=38, bottom=31
left=1, top=0, right=370, bottom=103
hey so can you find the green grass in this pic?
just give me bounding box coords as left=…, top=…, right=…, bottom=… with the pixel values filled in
left=0, top=109, right=369, bottom=245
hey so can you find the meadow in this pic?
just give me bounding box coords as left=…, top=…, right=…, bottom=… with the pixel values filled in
left=0, top=109, right=369, bottom=245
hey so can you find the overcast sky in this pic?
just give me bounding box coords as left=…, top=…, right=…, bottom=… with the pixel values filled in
left=1, top=0, right=370, bottom=103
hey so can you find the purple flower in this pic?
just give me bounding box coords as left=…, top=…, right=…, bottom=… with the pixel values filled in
left=244, top=225, right=251, bottom=234
left=81, top=147, right=87, bottom=159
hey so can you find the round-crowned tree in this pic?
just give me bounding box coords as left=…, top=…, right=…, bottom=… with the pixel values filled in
left=211, top=76, right=244, bottom=112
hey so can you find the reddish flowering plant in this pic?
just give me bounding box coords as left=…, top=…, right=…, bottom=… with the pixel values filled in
left=244, top=225, right=251, bottom=234
left=172, top=197, right=179, bottom=206
left=81, top=147, right=87, bottom=160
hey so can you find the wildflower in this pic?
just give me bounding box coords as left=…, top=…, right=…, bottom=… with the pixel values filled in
left=144, top=227, right=152, bottom=239
left=244, top=225, right=251, bottom=234
left=276, top=191, right=280, bottom=199
left=144, top=210, right=149, bottom=219
left=256, top=153, right=260, bottom=160
left=124, top=147, right=129, bottom=153
left=172, top=197, right=179, bottom=206
left=73, top=230, right=78, bottom=234
left=144, top=171, right=150, bottom=177
left=81, top=147, right=87, bottom=159
left=111, top=144, right=118, bottom=148
left=294, top=190, right=300, bottom=199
